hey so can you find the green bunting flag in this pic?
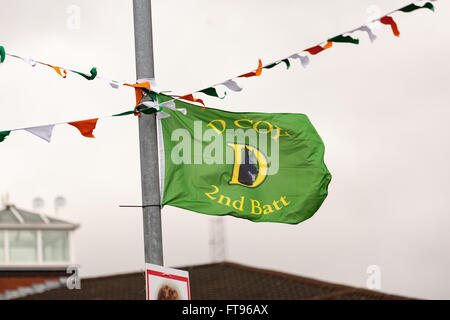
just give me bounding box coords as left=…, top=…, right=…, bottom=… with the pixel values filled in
left=399, top=2, right=434, bottom=13
left=112, top=110, right=136, bottom=117
left=0, top=46, right=5, bottom=63
left=72, top=67, right=97, bottom=80
left=158, top=96, right=331, bottom=224
left=200, top=87, right=226, bottom=99
left=140, top=106, right=158, bottom=114
left=264, top=59, right=290, bottom=70
left=0, top=131, right=10, bottom=142
left=329, top=35, right=359, bottom=45
left=112, top=106, right=157, bottom=117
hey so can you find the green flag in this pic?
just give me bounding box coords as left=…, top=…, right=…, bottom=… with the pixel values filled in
left=0, top=131, right=10, bottom=142
left=158, top=97, right=331, bottom=224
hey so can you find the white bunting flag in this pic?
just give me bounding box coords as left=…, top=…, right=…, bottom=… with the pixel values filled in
left=6, top=54, right=37, bottom=67
left=156, top=111, right=171, bottom=119
left=350, top=25, right=377, bottom=43
left=97, top=76, right=122, bottom=89
left=288, top=53, right=310, bottom=68
left=160, top=100, right=187, bottom=115
left=137, top=78, right=161, bottom=93
left=221, top=79, right=243, bottom=92
left=24, top=125, right=55, bottom=142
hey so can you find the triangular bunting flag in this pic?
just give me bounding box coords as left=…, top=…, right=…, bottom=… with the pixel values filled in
left=160, top=99, right=187, bottom=115
left=264, top=59, right=290, bottom=70
left=399, top=2, right=434, bottom=13
left=200, top=87, right=226, bottom=99
left=113, top=110, right=135, bottom=117
left=288, top=54, right=310, bottom=68
left=98, top=76, right=120, bottom=89
left=221, top=79, right=243, bottom=92
left=380, top=16, right=400, bottom=37
left=179, top=94, right=206, bottom=110
left=238, top=59, right=263, bottom=78
left=305, top=41, right=333, bottom=55
left=68, top=119, right=98, bottom=138
left=72, top=67, right=98, bottom=80
left=124, top=82, right=152, bottom=105
left=350, top=25, right=377, bottom=43
left=0, top=131, right=10, bottom=142
left=40, top=63, right=67, bottom=78
left=24, top=125, right=55, bottom=142
left=329, top=34, right=359, bottom=45
left=0, top=46, right=5, bottom=63
left=124, top=81, right=151, bottom=92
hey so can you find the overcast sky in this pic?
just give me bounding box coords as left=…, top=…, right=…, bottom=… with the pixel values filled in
left=1, top=0, right=449, bottom=299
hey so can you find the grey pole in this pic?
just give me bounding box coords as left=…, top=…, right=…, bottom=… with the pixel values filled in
left=132, top=0, right=163, bottom=265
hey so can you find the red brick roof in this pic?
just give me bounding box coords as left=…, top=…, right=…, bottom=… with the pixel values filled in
left=0, top=269, right=67, bottom=299
left=0, top=277, right=59, bottom=295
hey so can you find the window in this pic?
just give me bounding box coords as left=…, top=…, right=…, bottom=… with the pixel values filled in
left=42, top=231, right=69, bottom=262
left=0, top=210, right=20, bottom=223
left=9, top=230, right=37, bottom=263
left=0, top=231, right=4, bottom=262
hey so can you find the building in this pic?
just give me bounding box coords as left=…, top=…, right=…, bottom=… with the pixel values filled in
left=0, top=204, right=79, bottom=299
left=18, top=262, right=409, bottom=300
left=0, top=205, right=408, bottom=300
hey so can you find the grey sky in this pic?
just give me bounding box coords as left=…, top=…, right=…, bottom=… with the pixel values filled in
left=0, top=0, right=449, bottom=299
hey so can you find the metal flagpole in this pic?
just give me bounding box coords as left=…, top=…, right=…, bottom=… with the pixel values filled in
left=132, top=0, right=163, bottom=265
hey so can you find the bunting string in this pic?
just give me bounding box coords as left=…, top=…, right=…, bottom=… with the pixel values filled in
left=0, top=51, right=150, bottom=95
left=0, top=103, right=157, bottom=144
left=0, top=0, right=438, bottom=144
left=156, top=0, right=437, bottom=111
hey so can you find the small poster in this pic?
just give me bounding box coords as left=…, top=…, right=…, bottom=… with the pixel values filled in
left=145, top=263, right=190, bottom=300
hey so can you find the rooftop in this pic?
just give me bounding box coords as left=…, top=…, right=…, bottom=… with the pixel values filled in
left=0, top=205, right=78, bottom=230
left=15, top=262, right=410, bottom=300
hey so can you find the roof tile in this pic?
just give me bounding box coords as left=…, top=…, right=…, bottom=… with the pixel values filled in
left=13, top=262, right=410, bottom=300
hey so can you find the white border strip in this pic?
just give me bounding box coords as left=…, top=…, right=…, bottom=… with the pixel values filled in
left=156, top=113, right=166, bottom=204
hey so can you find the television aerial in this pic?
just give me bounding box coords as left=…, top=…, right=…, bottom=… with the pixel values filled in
left=32, top=197, right=45, bottom=211
left=54, top=196, right=67, bottom=216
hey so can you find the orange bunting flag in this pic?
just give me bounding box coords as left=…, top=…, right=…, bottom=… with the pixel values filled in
left=134, top=88, right=144, bottom=106
left=40, top=62, right=67, bottom=78
left=380, top=16, right=400, bottom=37
left=305, top=41, right=333, bottom=55
left=124, top=82, right=151, bottom=105
left=179, top=94, right=206, bottom=111
left=323, top=41, right=333, bottom=49
left=238, top=59, right=263, bottom=78
left=68, top=119, right=98, bottom=138
left=124, top=81, right=151, bottom=91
